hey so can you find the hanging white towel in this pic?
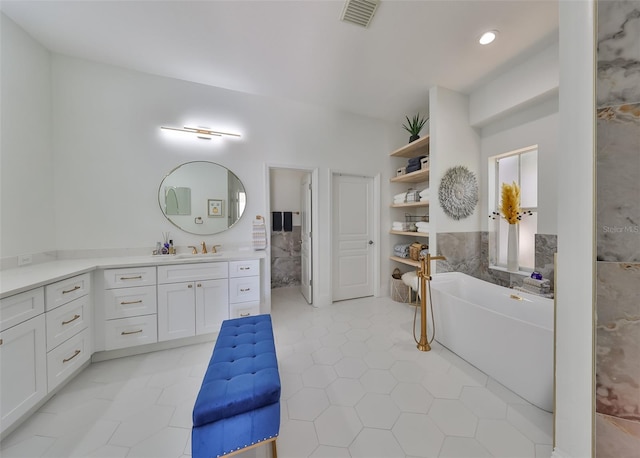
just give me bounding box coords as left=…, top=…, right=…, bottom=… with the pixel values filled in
left=252, top=216, right=267, bottom=250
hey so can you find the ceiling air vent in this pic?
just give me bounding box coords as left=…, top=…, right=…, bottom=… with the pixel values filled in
left=340, top=0, right=379, bottom=28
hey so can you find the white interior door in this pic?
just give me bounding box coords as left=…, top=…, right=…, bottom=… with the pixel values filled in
left=332, top=174, right=374, bottom=301
left=300, top=173, right=312, bottom=304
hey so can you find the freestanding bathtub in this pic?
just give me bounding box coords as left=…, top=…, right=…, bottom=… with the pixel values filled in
left=428, top=272, right=554, bottom=412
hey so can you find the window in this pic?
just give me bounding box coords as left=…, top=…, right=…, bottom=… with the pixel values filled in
left=489, top=146, right=538, bottom=270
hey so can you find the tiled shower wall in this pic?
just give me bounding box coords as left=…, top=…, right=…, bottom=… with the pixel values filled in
left=436, top=231, right=557, bottom=290
left=271, top=226, right=302, bottom=288
left=595, top=1, right=640, bottom=456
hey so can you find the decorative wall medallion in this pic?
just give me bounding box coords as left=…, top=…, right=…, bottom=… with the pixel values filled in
left=438, top=166, right=478, bottom=220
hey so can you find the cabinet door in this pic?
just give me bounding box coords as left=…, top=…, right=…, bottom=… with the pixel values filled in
left=195, top=279, right=228, bottom=335
left=157, top=282, right=195, bottom=341
left=0, top=314, right=47, bottom=434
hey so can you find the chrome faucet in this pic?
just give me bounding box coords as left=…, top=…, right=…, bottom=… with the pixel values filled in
left=188, top=245, right=198, bottom=254
left=201, top=242, right=207, bottom=254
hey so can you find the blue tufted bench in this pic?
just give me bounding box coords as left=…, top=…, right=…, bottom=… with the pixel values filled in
left=192, top=315, right=281, bottom=458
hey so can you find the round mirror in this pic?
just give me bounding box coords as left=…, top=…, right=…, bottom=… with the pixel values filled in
left=158, top=161, right=247, bottom=235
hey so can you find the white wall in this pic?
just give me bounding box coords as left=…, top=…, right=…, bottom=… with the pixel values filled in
left=270, top=168, right=307, bottom=227
left=479, top=97, right=559, bottom=235
left=0, top=14, right=55, bottom=261
left=470, top=41, right=559, bottom=127
left=429, top=86, right=482, bottom=240
left=554, top=0, right=596, bottom=456
left=1, top=14, right=400, bottom=305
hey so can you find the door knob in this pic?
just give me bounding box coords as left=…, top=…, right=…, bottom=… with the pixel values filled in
left=368, top=240, right=374, bottom=245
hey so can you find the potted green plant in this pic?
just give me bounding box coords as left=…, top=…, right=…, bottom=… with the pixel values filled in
left=402, top=113, right=428, bottom=143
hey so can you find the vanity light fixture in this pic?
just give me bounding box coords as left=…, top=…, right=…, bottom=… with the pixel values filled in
left=160, top=126, right=241, bottom=140
left=479, top=30, right=498, bottom=45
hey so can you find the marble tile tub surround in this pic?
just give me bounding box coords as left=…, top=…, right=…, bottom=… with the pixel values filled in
left=435, top=232, right=556, bottom=289
left=596, top=103, right=640, bottom=263
left=596, top=263, right=640, bottom=422
left=596, top=1, right=640, bottom=455
left=597, top=0, right=640, bottom=108
left=271, top=226, right=302, bottom=288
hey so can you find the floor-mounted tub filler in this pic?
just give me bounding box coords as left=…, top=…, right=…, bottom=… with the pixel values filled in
left=427, top=272, right=554, bottom=412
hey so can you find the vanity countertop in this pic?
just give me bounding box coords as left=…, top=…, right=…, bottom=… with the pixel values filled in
left=0, top=251, right=266, bottom=299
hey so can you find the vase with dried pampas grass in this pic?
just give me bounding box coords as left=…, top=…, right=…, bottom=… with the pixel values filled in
left=489, top=182, right=533, bottom=272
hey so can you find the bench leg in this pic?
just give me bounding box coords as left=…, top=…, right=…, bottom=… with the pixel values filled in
left=271, top=439, right=277, bottom=458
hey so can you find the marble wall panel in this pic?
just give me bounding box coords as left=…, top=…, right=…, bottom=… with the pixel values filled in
left=596, top=263, right=640, bottom=421
left=597, top=0, right=640, bottom=108
left=596, top=104, right=640, bottom=262
left=596, top=3, right=640, bottom=454
left=535, top=234, right=557, bottom=290
left=436, top=232, right=556, bottom=290
left=271, top=226, right=302, bottom=288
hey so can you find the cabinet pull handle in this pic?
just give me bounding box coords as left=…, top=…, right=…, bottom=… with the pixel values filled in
left=121, top=329, right=143, bottom=335
left=63, top=350, right=81, bottom=363
left=62, top=314, right=81, bottom=325
left=240, top=288, right=251, bottom=292
left=240, top=267, right=250, bottom=270
left=188, top=284, right=193, bottom=288
left=120, top=300, right=143, bottom=305
left=0, top=338, right=3, bottom=345
left=120, top=275, right=142, bottom=280
left=240, top=313, right=251, bottom=317
left=62, top=285, right=81, bottom=294
left=197, top=283, right=202, bottom=287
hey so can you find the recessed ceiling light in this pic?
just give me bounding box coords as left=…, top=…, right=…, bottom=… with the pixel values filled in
left=479, top=30, right=498, bottom=45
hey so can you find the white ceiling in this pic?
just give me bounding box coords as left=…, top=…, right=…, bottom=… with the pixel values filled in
left=1, top=0, right=559, bottom=123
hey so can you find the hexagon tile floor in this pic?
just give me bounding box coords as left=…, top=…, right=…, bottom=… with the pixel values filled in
left=0, top=287, right=553, bottom=458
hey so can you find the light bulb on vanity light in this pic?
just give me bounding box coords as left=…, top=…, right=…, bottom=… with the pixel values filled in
left=479, top=30, right=498, bottom=45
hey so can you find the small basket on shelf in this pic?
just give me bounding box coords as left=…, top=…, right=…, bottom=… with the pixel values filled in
left=409, top=242, right=428, bottom=261
left=391, top=268, right=410, bottom=303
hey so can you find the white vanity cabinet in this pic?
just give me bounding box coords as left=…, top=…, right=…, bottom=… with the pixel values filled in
left=0, top=289, right=47, bottom=435
left=229, top=260, right=261, bottom=318
left=157, top=262, right=229, bottom=341
left=44, top=273, right=92, bottom=392
left=101, top=266, right=158, bottom=351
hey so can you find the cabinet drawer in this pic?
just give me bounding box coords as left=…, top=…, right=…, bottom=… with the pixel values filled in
left=230, top=301, right=261, bottom=319
left=229, top=260, right=260, bottom=278
left=0, top=287, right=45, bottom=332
left=103, top=285, right=157, bottom=320
left=157, top=262, right=228, bottom=284
left=105, top=315, right=158, bottom=351
left=104, top=266, right=156, bottom=289
left=45, top=273, right=91, bottom=311
left=47, top=328, right=90, bottom=392
left=229, top=276, right=260, bottom=303
left=46, top=295, right=90, bottom=351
